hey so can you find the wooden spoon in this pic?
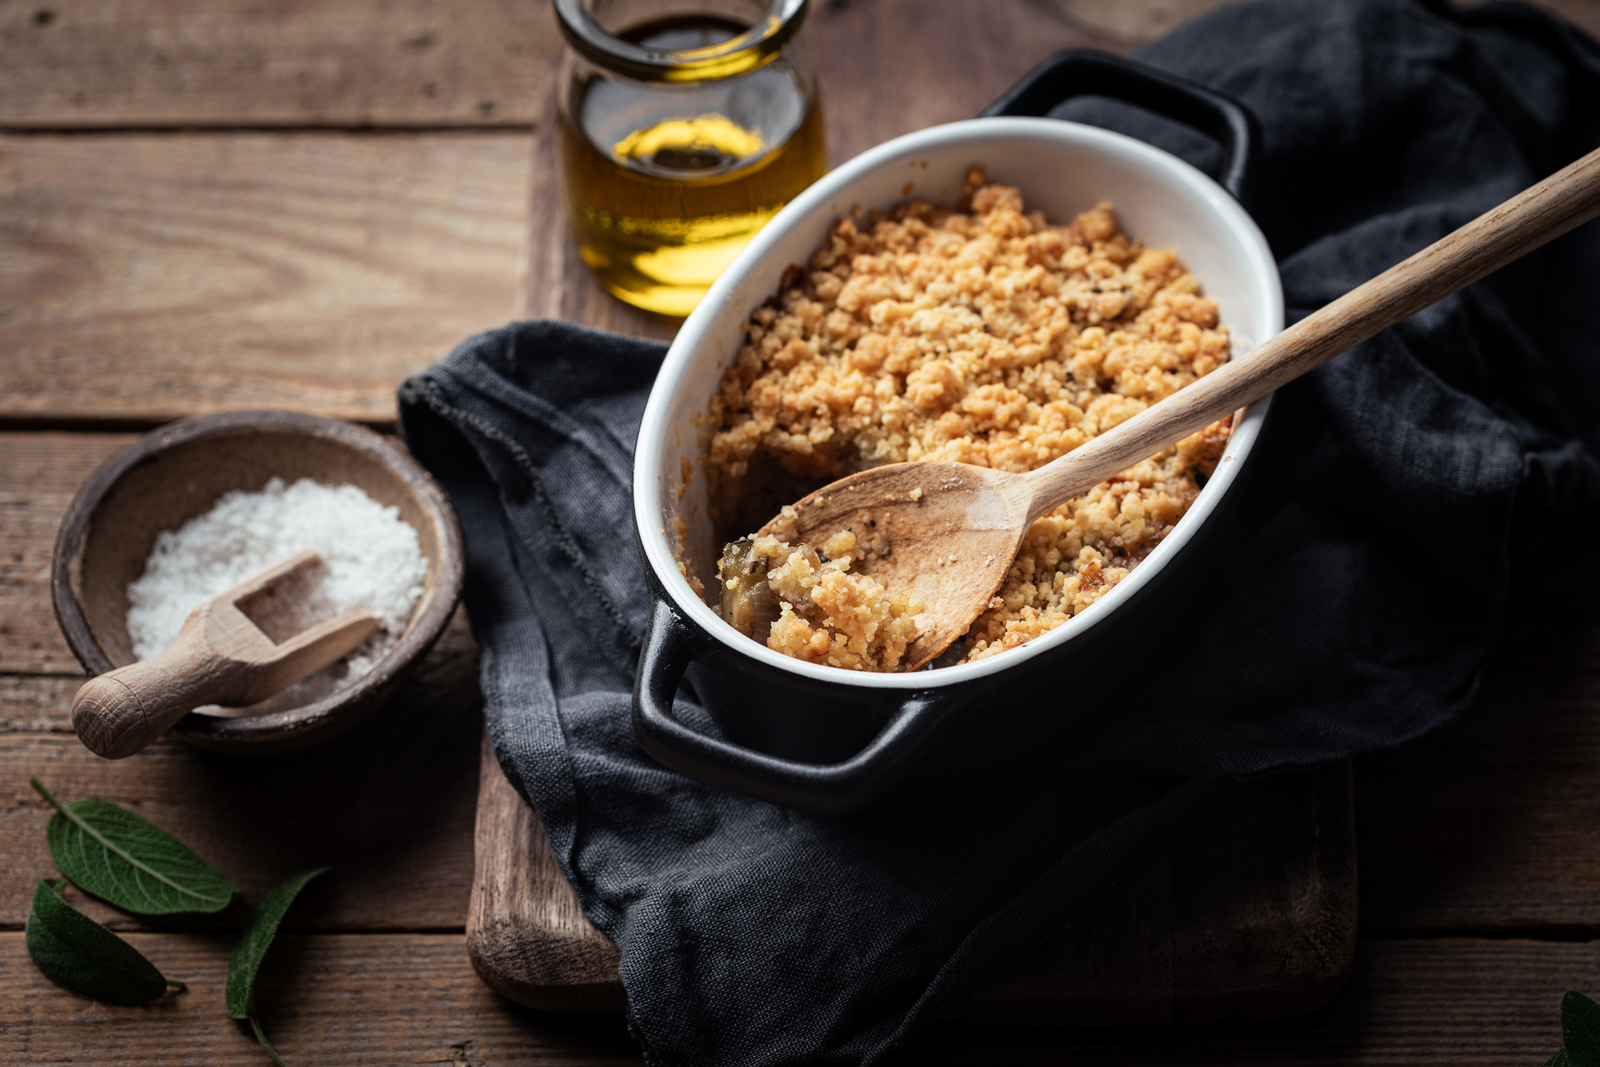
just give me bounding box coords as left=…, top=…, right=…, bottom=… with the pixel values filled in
left=72, top=550, right=380, bottom=759
left=759, top=145, right=1600, bottom=672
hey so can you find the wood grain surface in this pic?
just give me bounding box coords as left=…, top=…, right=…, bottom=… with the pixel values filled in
left=0, top=0, right=1592, bottom=134
left=0, top=433, right=132, bottom=674
left=1039, top=0, right=1600, bottom=45
left=0, top=609, right=481, bottom=934
left=1358, top=506, right=1600, bottom=934
left=469, top=734, right=625, bottom=1014
left=0, top=133, right=528, bottom=424
left=6, top=0, right=1600, bottom=1063
left=0, top=677, right=80, bottom=733
left=470, top=748, right=1356, bottom=1023
left=0, top=0, right=563, bottom=129
left=1, top=934, right=1591, bottom=1065
left=1458, top=0, right=1600, bottom=39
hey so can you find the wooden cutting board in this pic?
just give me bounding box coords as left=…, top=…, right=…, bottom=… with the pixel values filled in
left=466, top=735, right=1356, bottom=1024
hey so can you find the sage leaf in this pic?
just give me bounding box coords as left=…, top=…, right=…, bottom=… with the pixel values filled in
left=1564, top=990, right=1600, bottom=1067
left=228, top=868, right=327, bottom=1067
left=1546, top=1051, right=1571, bottom=1067
left=25, top=878, right=185, bottom=1005
left=226, top=868, right=326, bottom=1018
left=32, top=776, right=237, bottom=916
left=251, top=1014, right=291, bottom=1067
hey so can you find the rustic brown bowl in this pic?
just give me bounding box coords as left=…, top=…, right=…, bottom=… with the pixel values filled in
left=51, top=410, right=465, bottom=756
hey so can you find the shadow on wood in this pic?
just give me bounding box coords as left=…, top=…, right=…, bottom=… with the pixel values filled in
left=468, top=741, right=1356, bottom=1024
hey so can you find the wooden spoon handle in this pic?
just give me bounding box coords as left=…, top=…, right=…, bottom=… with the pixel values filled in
left=1024, top=144, right=1600, bottom=520
left=71, top=642, right=237, bottom=760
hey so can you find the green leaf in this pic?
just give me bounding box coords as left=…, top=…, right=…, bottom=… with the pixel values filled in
left=227, top=867, right=326, bottom=1067
left=1564, top=990, right=1600, bottom=1067
left=33, top=776, right=237, bottom=916
left=1545, top=1050, right=1571, bottom=1067
left=226, top=868, right=325, bottom=1019
left=25, top=878, right=185, bottom=1005
left=251, top=1014, right=291, bottom=1067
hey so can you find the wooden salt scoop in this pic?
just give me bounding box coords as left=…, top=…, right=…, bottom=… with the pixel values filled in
left=762, top=145, right=1600, bottom=672
left=71, top=550, right=380, bottom=759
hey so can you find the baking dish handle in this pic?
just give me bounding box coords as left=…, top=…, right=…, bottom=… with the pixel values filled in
left=632, top=599, right=959, bottom=817
left=982, top=49, right=1261, bottom=209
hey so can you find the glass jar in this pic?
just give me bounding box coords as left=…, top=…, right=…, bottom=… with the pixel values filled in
left=553, top=0, right=825, bottom=317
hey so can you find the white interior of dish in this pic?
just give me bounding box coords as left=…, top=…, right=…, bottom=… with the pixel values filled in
left=636, top=117, right=1284, bottom=690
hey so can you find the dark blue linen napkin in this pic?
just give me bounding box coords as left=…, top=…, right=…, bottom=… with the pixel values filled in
left=398, top=2, right=1600, bottom=1063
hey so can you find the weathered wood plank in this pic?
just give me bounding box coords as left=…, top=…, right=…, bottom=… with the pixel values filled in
left=1032, top=0, right=1600, bottom=47
left=0, top=0, right=562, bottom=129
left=806, top=0, right=1117, bottom=165
left=1031, top=0, right=1244, bottom=45
left=947, top=838, right=1178, bottom=1025
left=470, top=747, right=1354, bottom=1024
left=0, top=434, right=134, bottom=674
left=0, top=609, right=482, bottom=933
left=1358, top=510, right=1600, bottom=932
left=1359, top=682, right=1600, bottom=933
left=1461, top=0, right=1600, bottom=41
left=0, top=676, right=79, bottom=733
left=468, top=733, right=624, bottom=1014
left=1, top=933, right=1589, bottom=1065
left=908, top=938, right=1591, bottom=1065
left=1168, top=762, right=1357, bottom=1023
left=0, top=931, right=642, bottom=1067
left=0, top=0, right=1114, bottom=136
left=0, top=132, right=528, bottom=424
left=6, top=0, right=1588, bottom=136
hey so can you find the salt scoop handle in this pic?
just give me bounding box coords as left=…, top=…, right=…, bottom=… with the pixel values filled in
left=71, top=551, right=379, bottom=760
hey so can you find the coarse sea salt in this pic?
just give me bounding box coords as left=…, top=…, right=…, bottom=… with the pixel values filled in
left=126, top=477, right=428, bottom=715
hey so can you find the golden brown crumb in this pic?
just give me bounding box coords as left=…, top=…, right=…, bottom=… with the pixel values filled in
left=673, top=515, right=704, bottom=598
left=677, top=455, right=694, bottom=501
left=708, top=167, right=1232, bottom=667
left=751, top=535, right=922, bottom=671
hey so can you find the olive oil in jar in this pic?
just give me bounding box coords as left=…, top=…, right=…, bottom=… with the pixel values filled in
left=557, top=13, right=826, bottom=317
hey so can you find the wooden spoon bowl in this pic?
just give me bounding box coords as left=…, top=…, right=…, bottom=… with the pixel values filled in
left=51, top=410, right=464, bottom=756
left=760, top=463, right=1029, bottom=671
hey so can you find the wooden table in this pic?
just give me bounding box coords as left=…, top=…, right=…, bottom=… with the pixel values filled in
left=5, top=1, right=1600, bottom=1063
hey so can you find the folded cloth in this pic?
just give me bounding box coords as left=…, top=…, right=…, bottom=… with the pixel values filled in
left=397, top=1, right=1600, bottom=1063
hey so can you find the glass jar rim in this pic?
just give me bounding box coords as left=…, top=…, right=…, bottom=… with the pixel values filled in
left=553, top=0, right=809, bottom=83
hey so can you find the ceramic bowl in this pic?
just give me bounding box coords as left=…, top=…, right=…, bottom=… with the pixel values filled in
left=52, top=410, right=464, bottom=756
left=632, top=114, right=1283, bottom=814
